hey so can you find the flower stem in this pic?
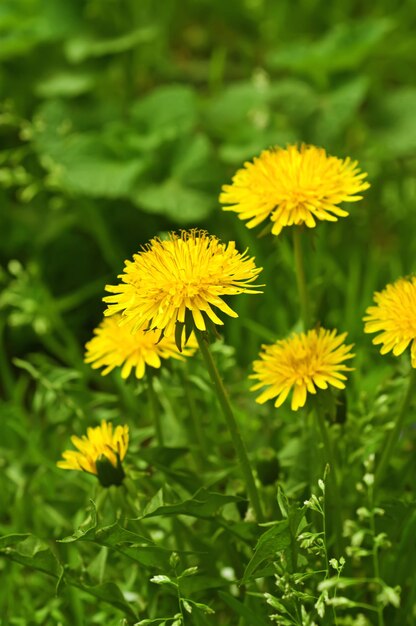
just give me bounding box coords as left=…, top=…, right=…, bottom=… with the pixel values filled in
left=147, top=369, right=164, bottom=446
left=292, top=228, right=311, bottom=330
left=181, top=366, right=208, bottom=468
left=374, top=367, right=416, bottom=489
left=368, top=481, right=385, bottom=626
left=315, top=403, right=343, bottom=556
left=195, top=331, right=264, bottom=522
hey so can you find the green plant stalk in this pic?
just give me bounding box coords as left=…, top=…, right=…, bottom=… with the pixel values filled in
left=0, top=316, right=14, bottom=400
left=374, top=367, right=416, bottom=488
left=315, top=404, right=343, bottom=556
left=195, top=330, right=264, bottom=522
left=147, top=369, right=164, bottom=446
left=181, top=366, right=208, bottom=467
left=292, top=228, right=311, bottom=330
left=368, top=482, right=385, bottom=626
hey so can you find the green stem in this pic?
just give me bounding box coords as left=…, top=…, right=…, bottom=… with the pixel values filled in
left=292, top=228, right=311, bottom=330
left=195, top=331, right=264, bottom=522
left=374, top=368, right=416, bottom=488
left=368, top=482, right=385, bottom=626
left=181, top=365, right=208, bottom=467
left=147, top=369, right=164, bottom=446
left=315, top=404, right=343, bottom=556
left=0, top=316, right=14, bottom=400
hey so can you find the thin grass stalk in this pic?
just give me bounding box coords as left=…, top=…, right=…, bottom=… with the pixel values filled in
left=195, top=330, right=264, bottom=522
left=292, top=228, right=311, bottom=330
left=315, top=404, right=343, bottom=556
left=147, top=369, right=164, bottom=446
left=374, top=367, right=416, bottom=489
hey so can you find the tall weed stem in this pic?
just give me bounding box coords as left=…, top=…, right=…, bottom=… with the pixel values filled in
left=374, top=367, right=416, bottom=488
left=292, top=228, right=311, bottom=330
left=315, top=404, right=343, bottom=556
left=196, top=330, right=264, bottom=522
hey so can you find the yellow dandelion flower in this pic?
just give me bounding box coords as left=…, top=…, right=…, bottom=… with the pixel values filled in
left=103, top=229, right=262, bottom=336
left=57, top=421, right=129, bottom=487
left=363, top=276, right=416, bottom=367
left=250, top=328, right=354, bottom=411
left=219, top=144, right=370, bottom=236
left=85, top=315, right=197, bottom=379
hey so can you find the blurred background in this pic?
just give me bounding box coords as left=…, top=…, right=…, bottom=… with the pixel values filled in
left=1, top=1, right=416, bottom=623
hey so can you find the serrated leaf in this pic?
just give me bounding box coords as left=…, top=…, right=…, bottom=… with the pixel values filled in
left=61, top=519, right=172, bottom=570
left=242, top=520, right=291, bottom=584
left=0, top=533, right=62, bottom=578
left=142, top=488, right=243, bottom=520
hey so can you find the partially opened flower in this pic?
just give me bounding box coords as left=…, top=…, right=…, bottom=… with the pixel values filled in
left=104, top=229, right=262, bottom=338
left=250, top=328, right=354, bottom=411
left=363, top=276, right=416, bottom=367
left=85, top=315, right=196, bottom=379
left=57, top=421, right=129, bottom=487
left=220, top=144, right=369, bottom=236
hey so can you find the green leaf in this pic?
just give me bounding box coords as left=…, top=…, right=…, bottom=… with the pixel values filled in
left=142, top=488, right=243, bottom=520
left=372, top=88, right=416, bottom=158
left=33, top=101, right=145, bottom=198
left=218, top=591, right=270, bottom=626
left=135, top=178, right=213, bottom=223
left=267, top=18, right=392, bottom=78
left=65, top=573, right=137, bottom=619
left=313, top=76, right=369, bottom=143
left=65, top=27, right=157, bottom=62
left=61, top=519, right=173, bottom=571
left=131, top=85, right=198, bottom=140
left=0, top=533, right=62, bottom=578
left=242, top=520, right=291, bottom=584
left=35, top=72, right=95, bottom=98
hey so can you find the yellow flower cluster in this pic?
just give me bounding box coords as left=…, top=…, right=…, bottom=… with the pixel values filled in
left=60, top=142, right=416, bottom=484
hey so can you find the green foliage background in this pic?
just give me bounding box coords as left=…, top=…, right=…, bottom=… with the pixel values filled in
left=1, top=1, right=416, bottom=625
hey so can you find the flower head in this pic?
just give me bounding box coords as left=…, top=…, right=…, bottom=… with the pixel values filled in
left=85, top=315, right=196, bottom=379
left=104, top=229, right=262, bottom=337
left=57, top=421, right=129, bottom=487
left=250, top=328, right=354, bottom=411
left=220, top=144, right=369, bottom=236
left=363, top=276, right=416, bottom=367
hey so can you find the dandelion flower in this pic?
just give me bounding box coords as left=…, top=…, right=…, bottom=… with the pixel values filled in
left=220, top=144, right=370, bottom=236
left=57, top=421, right=129, bottom=487
left=104, top=229, right=262, bottom=337
left=85, top=315, right=196, bottom=379
left=363, top=276, right=416, bottom=367
left=250, top=328, right=354, bottom=411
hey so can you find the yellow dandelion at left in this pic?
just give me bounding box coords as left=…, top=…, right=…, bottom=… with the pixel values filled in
left=103, top=229, right=262, bottom=336
left=57, top=421, right=129, bottom=487
left=220, top=144, right=370, bottom=236
left=85, top=315, right=197, bottom=379
left=363, top=276, right=416, bottom=367
left=250, top=328, right=354, bottom=411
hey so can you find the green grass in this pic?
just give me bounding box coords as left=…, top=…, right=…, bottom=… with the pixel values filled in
left=1, top=0, right=416, bottom=624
